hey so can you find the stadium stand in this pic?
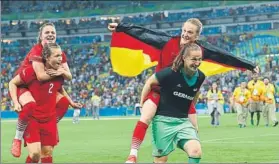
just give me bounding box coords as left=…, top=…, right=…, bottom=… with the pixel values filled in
left=2, top=1, right=279, bottom=116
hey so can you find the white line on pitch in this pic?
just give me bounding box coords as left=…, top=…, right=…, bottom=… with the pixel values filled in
left=202, top=134, right=279, bottom=143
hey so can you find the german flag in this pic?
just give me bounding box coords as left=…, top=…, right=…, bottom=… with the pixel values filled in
left=110, top=23, right=256, bottom=77
left=197, top=40, right=254, bottom=76
left=110, top=32, right=160, bottom=77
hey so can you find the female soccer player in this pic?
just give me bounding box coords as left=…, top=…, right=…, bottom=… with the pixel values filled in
left=9, top=43, right=67, bottom=163
left=11, top=23, right=82, bottom=158
left=108, top=18, right=259, bottom=163
left=144, top=43, right=204, bottom=163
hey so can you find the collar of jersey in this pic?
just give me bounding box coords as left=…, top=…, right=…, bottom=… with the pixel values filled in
left=180, top=68, right=199, bottom=87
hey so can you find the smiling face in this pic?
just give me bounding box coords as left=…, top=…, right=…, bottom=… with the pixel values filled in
left=183, top=49, right=202, bottom=74
left=180, top=22, right=200, bottom=46
left=40, top=25, right=56, bottom=45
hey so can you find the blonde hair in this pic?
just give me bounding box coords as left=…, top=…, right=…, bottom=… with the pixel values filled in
left=184, top=18, right=203, bottom=35
left=172, top=43, right=201, bottom=71
left=37, top=22, right=56, bottom=44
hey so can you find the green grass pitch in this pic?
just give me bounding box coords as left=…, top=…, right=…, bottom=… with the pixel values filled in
left=2, top=114, right=279, bottom=163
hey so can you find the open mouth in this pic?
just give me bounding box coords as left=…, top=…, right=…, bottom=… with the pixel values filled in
left=191, top=66, right=198, bottom=70
left=46, top=36, right=55, bottom=42
left=55, top=61, right=62, bottom=67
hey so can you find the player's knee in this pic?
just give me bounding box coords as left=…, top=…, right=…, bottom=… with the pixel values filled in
left=185, top=140, right=202, bottom=158
left=41, top=146, right=53, bottom=157
left=188, top=147, right=202, bottom=158
left=30, top=152, right=40, bottom=162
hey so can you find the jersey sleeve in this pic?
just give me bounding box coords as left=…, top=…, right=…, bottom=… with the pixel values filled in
left=19, top=67, right=36, bottom=85
left=29, top=46, right=43, bottom=63
left=155, top=67, right=172, bottom=87
left=62, top=51, right=67, bottom=63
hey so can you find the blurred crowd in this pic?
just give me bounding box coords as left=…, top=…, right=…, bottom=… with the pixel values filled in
left=2, top=35, right=279, bottom=111
left=1, top=1, right=142, bottom=14
left=2, top=1, right=279, bottom=112
left=2, top=3, right=279, bottom=34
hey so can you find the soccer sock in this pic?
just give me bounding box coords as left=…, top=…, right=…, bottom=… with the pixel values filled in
left=15, top=102, right=36, bottom=140
left=41, top=156, right=53, bottom=163
left=25, top=156, right=32, bottom=163
left=188, top=157, right=201, bottom=163
left=130, top=121, right=149, bottom=156
left=56, top=97, right=70, bottom=123
left=26, top=155, right=39, bottom=163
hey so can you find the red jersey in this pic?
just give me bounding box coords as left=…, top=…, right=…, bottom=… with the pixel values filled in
left=19, top=66, right=64, bottom=121
left=155, top=37, right=181, bottom=72
left=155, top=37, right=205, bottom=73
left=15, top=44, right=67, bottom=76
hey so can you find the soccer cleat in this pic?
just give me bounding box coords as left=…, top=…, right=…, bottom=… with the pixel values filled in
left=125, top=155, right=137, bottom=163
left=11, top=139, right=22, bottom=158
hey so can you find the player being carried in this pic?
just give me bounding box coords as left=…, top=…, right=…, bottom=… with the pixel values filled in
left=108, top=18, right=259, bottom=163
left=10, top=22, right=82, bottom=158
left=9, top=43, right=81, bottom=163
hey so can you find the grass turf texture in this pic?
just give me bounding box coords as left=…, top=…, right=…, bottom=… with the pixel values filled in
left=2, top=114, right=279, bottom=163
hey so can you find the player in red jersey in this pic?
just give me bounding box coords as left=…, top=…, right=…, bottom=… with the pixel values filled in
left=108, top=18, right=260, bottom=163
left=11, top=22, right=82, bottom=158
left=9, top=43, right=68, bottom=163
